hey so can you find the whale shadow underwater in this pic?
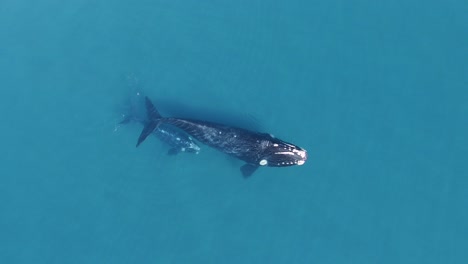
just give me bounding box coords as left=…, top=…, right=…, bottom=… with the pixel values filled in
left=136, top=96, right=308, bottom=178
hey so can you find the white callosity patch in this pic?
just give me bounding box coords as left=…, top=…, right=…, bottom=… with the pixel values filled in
left=293, top=148, right=307, bottom=160
left=269, top=142, right=308, bottom=166
left=259, top=159, right=268, bottom=166
left=260, top=140, right=270, bottom=149
left=189, top=142, right=201, bottom=154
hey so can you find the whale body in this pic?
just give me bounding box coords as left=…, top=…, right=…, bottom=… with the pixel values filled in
left=136, top=97, right=307, bottom=177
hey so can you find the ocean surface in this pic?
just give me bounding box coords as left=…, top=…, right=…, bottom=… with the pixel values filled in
left=1, top=0, right=467, bottom=263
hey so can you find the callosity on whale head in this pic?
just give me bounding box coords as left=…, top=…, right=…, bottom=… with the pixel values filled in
left=184, top=138, right=201, bottom=154
left=258, top=137, right=308, bottom=167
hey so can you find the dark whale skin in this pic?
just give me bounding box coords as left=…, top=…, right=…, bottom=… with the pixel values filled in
left=137, top=97, right=307, bottom=177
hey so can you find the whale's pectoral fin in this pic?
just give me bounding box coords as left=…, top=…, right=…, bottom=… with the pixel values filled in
left=240, top=164, right=259, bottom=178
left=167, top=148, right=180, bottom=155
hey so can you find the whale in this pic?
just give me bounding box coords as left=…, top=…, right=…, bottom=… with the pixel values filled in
left=136, top=97, right=307, bottom=177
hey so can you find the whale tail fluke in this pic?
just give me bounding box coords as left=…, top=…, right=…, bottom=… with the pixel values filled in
left=136, top=97, right=162, bottom=147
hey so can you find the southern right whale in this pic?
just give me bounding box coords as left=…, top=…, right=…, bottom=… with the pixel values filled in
left=136, top=97, right=307, bottom=177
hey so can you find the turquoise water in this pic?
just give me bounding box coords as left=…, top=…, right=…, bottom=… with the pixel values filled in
left=1, top=1, right=467, bottom=263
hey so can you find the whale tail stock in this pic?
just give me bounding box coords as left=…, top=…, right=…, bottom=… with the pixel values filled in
left=136, top=96, right=162, bottom=147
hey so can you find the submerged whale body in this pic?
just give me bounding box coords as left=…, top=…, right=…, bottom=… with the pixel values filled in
left=121, top=117, right=200, bottom=155
left=136, top=97, right=307, bottom=177
left=119, top=86, right=200, bottom=155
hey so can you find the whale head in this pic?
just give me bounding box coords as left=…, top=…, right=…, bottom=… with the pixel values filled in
left=184, top=140, right=201, bottom=154
left=259, top=138, right=308, bottom=167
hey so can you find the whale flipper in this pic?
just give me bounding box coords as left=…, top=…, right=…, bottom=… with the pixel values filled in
left=241, top=164, right=259, bottom=178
